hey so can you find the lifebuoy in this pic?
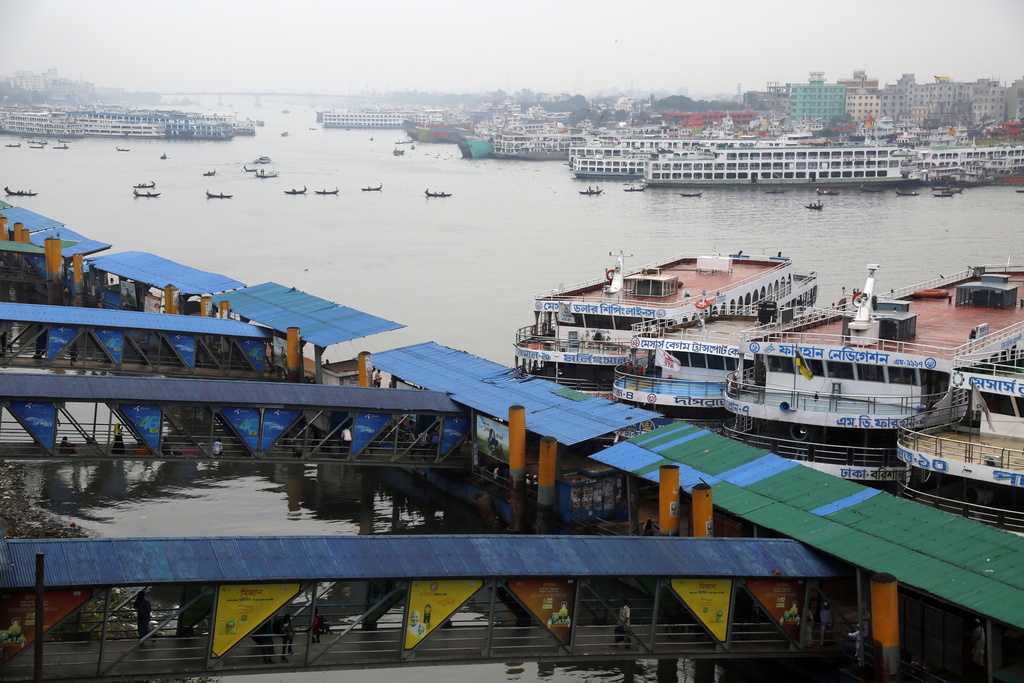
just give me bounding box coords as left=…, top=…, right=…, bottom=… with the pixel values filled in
left=605, top=269, right=615, bottom=282
left=694, top=299, right=710, bottom=309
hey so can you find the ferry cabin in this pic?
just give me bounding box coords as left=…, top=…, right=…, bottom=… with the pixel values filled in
left=915, top=144, right=1024, bottom=183
left=645, top=143, right=911, bottom=188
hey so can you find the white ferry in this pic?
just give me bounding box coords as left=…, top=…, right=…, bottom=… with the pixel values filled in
left=321, top=109, right=410, bottom=129
left=492, top=129, right=592, bottom=161
left=724, top=263, right=1024, bottom=496
left=0, top=110, right=84, bottom=138
left=569, top=139, right=709, bottom=180
left=65, top=109, right=235, bottom=138
left=645, top=142, right=917, bottom=189
left=915, top=144, right=1024, bottom=184
left=514, top=251, right=819, bottom=418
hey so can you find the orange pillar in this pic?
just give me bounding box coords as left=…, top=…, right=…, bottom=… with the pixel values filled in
left=14, top=222, right=27, bottom=243
left=286, top=327, right=301, bottom=383
left=200, top=296, right=211, bottom=317
left=357, top=351, right=372, bottom=387
left=508, top=405, right=527, bottom=534
left=44, top=238, right=63, bottom=305
left=72, top=254, right=83, bottom=306
left=163, top=285, right=178, bottom=314
left=0, top=216, right=8, bottom=240
left=870, top=573, right=899, bottom=682
left=536, top=436, right=557, bottom=534
left=659, top=465, right=680, bottom=536
left=218, top=300, right=230, bottom=318
left=691, top=482, right=713, bottom=538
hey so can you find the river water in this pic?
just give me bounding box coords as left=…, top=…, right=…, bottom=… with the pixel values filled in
left=3, top=97, right=1022, bottom=682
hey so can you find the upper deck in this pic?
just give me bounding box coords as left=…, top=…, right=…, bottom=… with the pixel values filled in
left=535, top=254, right=803, bottom=319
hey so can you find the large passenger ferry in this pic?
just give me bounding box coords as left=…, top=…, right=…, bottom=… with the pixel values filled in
left=321, top=109, right=410, bottom=129
left=645, top=142, right=917, bottom=189
left=514, top=251, right=819, bottom=417
left=724, top=263, right=1024, bottom=501
left=915, top=144, right=1024, bottom=184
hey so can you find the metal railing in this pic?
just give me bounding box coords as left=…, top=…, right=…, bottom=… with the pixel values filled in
left=725, top=379, right=946, bottom=420
left=723, top=420, right=904, bottom=471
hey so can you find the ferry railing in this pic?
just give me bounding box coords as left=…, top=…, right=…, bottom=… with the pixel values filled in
left=953, top=351, right=1024, bottom=377
left=721, top=421, right=904, bottom=472
left=725, top=378, right=947, bottom=419
left=513, top=325, right=629, bottom=358
left=613, top=372, right=726, bottom=401
left=897, top=406, right=1024, bottom=472
left=899, top=483, right=1024, bottom=534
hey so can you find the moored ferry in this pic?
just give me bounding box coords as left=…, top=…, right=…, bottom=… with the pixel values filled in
left=456, top=136, right=495, bottom=159
left=322, top=109, right=410, bottom=129
left=514, top=251, right=819, bottom=417
left=645, top=142, right=917, bottom=189
left=915, top=144, right=1024, bottom=184
left=724, top=263, right=1024, bottom=495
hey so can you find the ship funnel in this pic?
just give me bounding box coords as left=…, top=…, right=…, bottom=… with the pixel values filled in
left=847, top=263, right=880, bottom=345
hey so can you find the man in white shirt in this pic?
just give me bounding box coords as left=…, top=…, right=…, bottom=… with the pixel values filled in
left=212, top=439, right=223, bottom=456
left=616, top=599, right=631, bottom=648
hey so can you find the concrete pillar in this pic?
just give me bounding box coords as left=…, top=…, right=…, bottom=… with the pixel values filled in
left=286, top=327, right=301, bottom=383
left=357, top=351, right=372, bottom=387
left=508, top=405, right=527, bottom=534
left=691, top=482, right=713, bottom=538
left=536, top=436, right=557, bottom=534
left=870, top=573, right=899, bottom=682
left=659, top=465, right=680, bottom=536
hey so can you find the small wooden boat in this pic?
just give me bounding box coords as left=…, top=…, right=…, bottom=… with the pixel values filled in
left=133, top=189, right=160, bottom=198
left=58, top=139, right=71, bottom=143
left=315, top=188, right=339, bottom=195
left=764, top=189, right=786, bottom=194
left=116, top=147, right=130, bottom=152
left=805, top=202, right=824, bottom=211
left=27, top=140, right=46, bottom=145
left=4, top=186, right=37, bottom=197
left=859, top=185, right=883, bottom=193
left=816, top=188, right=839, bottom=196
left=678, top=191, right=702, bottom=198
left=425, top=190, right=452, bottom=198
left=393, top=149, right=405, bottom=156
left=203, top=170, right=216, bottom=177
left=53, top=144, right=69, bottom=149
left=361, top=184, right=383, bottom=192
left=579, top=186, right=602, bottom=196
left=28, top=144, right=45, bottom=149
left=133, top=181, right=156, bottom=189
left=206, top=191, right=233, bottom=199
left=281, top=131, right=289, bottom=137
left=1017, top=190, right=1024, bottom=193
left=895, top=190, right=920, bottom=197
left=284, top=186, right=307, bottom=195
left=242, top=165, right=257, bottom=172
left=5, top=143, right=20, bottom=148
left=933, top=189, right=957, bottom=197
left=623, top=185, right=646, bottom=192
left=255, top=170, right=279, bottom=178
left=930, top=185, right=963, bottom=193
left=160, top=153, right=168, bottom=160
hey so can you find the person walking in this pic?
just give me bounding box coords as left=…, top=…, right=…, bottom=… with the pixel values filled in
left=212, top=438, right=223, bottom=457
left=972, top=619, right=986, bottom=666
left=135, top=590, right=152, bottom=644
left=273, top=613, right=295, bottom=662
left=615, top=598, right=631, bottom=648
left=818, top=601, right=833, bottom=645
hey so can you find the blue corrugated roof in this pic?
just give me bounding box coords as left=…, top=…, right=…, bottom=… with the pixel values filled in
left=372, top=342, right=661, bottom=445
left=87, top=251, right=245, bottom=294
left=210, top=282, right=404, bottom=347
left=0, top=206, right=64, bottom=233
left=0, top=535, right=850, bottom=589
left=29, top=227, right=111, bottom=257
left=0, top=373, right=462, bottom=413
left=0, top=302, right=273, bottom=338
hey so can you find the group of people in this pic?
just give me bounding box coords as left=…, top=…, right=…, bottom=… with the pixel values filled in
left=251, top=611, right=330, bottom=664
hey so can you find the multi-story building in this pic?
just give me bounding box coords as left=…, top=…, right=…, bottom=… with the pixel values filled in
left=846, top=88, right=881, bottom=123
left=789, top=73, right=847, bottom=125
left=880, top=75, right=1009, bottom=126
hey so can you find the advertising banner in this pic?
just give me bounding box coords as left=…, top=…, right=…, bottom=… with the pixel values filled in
left=94, top=329, right=124, bottom=363
left=120, top=280, right=139, bottom=309
left=0, top=589, right=93, bottom=662
left=404, top=580, right=482, bottom=650
left=352, top=413, right=391, bottom=454
left=169, top=334, right=196, bottom=368
left=746, top=579, right=805, bottom=641
left=670, top=578, right=733, bottom=642
left=211, top=583, right=300, bottom=658
left=221, top=408, right=260, bottom=452
left=506, top=578, right=577, bottom=645
left=440, top=416, right=470, bottom=453
left=46, top=325, right=78, bottom=360
left=9, top=401, right=57, bottom=448
left=475, top=414, right=510, bottom=463
left=260, top=409, right=301, bottom=451
left=121, top=404, right=163, bottom=452
left=238, top=339, right=267, bottom=372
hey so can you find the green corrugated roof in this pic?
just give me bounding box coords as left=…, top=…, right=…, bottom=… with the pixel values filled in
left=608, top=422, right=1024, bottom=630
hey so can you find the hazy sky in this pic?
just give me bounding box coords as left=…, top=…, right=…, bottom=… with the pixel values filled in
left=2, top=0, right=1022, bottom=99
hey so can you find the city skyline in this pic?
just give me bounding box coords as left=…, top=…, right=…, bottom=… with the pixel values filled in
left=1, top=0, right=1022, bottom=100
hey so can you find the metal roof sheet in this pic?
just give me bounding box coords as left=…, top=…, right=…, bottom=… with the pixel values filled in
left=0, top=240, right=45, bottom=254
left=210, top=282, right=404, bottom=347
left=86, top=251, right=245, bottom=295
left=597, top=423, right=1024, bottom=630
left=0, top=535, right=850, bottom=590
left=0, top=206, right=64, bottom=233
left=29, top=227, right=111, bottom=257
left=0, top=373, right=462, bottom=413
left=0, top=302, right=273, bottom=339
left=372, top=342, right=662, bottom=445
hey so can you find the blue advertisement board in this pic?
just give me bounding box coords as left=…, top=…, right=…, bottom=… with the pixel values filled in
left=441, top=416, right=470, bottom=453
left=221, top=407, right=260, bottom=452
left=239, top=339, right=266, bottom=372
left=121, top=404, right=162, bottom=451
left=94, top=329, right=124, bottom=363
left=352, top=413, right=391, bottom=454
left=260, top=409, right=301, bottom=451
left=169, top=334, right=196, bottom=368
left=46, top=325, right=78, bottom=360
left=9, top=401, right=57, bottom=448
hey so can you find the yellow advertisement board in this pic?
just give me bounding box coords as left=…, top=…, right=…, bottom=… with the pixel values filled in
left=211, top=583, right=300, bottom=658
left=506, top=578, right=577, bottom=645
left=404, top=579, right=482, bottom=650
left=670, top=578, right=733, bottom=642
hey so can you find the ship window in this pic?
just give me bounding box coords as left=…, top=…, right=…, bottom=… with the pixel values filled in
left=687, top=353, right=707, bottom=369
left=706, top=355, right=727, bottom=371
left=857, top=364, right=886, bottom=382
left=768, top=355, right=794, bottom=373
left=738, top=172, right=748, bottom=179
left=726, top=173, right=736, bottom=179
left=865, top=171, right=876, bottom=177
left=714, top=173, right=724, bottom=179
left=796, top=172, right=805, bottom=178
left=826, top=360, right=855, bottom=380
left=888, top=366, right=917, bottom=385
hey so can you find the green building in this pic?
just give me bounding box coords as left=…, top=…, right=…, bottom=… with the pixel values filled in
left=790, top=72, right=847, bottom=125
